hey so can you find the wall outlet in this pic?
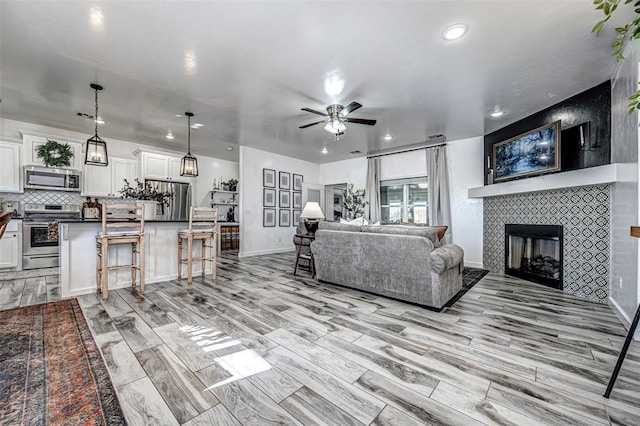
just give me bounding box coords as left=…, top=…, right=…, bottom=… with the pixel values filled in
left=618, top=276, right=623, bottom=289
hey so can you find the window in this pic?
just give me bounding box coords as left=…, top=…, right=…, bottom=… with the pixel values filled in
left=380, top=177, right=428, bottom=224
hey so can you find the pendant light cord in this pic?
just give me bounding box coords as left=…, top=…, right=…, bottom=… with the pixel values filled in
left=187, top=114, right=191, bottom=154
left=94, top=88, right=99, bottom=137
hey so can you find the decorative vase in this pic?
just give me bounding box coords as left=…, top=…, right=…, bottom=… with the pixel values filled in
left=136, top=200, right=158, bottom=220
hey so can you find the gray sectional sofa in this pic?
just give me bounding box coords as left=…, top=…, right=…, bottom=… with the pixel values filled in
left=308, top=222, right=464, bottom=309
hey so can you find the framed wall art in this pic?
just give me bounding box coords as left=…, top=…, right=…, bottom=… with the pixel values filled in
left=263, top=188, right=276, bottom=207
left=493, top=121, right=560, bottom=183
left=293, top=174, right=303, bottom=191
left=292, top=191, right=302, bottom=209
left=279, top=209, right=290, bottom=227
left=263, top=168, right=276, bottom=188
left=293, top=209, right=301, bottom=226
left=279, top=190, right=290, bottom=208
left=263, top=208, right=276, bottom=227
left=279, top=171, right=290, bottom=189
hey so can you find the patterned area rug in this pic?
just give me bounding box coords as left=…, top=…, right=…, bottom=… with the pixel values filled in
left=0, top=299, right=126, bottom=425
left=443, top=267, right=490, bottom=309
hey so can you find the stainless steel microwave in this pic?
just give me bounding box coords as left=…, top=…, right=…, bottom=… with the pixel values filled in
left=24, top=166, right=82, bottom=192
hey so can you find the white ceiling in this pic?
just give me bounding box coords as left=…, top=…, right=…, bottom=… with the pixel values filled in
left=0, top=1, right=632, bottom=164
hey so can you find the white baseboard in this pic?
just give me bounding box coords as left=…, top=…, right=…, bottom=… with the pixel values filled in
left=464, top=261, right=484, bottom=269
left=238, top=247, right=296, bottom=258
left=609, top=296, right=640, bottom=341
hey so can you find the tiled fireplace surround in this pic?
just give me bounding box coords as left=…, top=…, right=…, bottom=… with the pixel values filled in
left=483, top=184, right=610, bottom=303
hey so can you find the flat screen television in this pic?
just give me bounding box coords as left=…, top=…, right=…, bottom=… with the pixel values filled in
left=493, top=121, right=560, bottom=183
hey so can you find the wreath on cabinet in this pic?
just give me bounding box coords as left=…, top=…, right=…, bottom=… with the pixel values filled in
left=36, top=139, right=74, bottom=167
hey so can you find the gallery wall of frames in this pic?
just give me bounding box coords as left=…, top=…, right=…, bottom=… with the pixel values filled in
left=262, top=168, right=303, bottom=227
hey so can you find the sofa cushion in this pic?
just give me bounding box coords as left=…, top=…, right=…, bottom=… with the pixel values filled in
left=340, top=217, right=369, bottom=226
left=318, top=221, right=362, bottom=233
left=361, top=225, right=440, bottom=247
left=430, top=245, right=464, bottom=274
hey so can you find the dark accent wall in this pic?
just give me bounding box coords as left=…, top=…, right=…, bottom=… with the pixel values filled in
left=484, top=81, right=611, bottom=185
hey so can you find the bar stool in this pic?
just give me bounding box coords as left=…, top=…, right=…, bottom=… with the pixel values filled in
left=178, top=207, right=218, bottom=285
left=96, top=203, right=145, bottom=300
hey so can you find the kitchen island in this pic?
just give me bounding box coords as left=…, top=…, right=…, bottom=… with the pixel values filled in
left=58, top=219, right=238, bottom=298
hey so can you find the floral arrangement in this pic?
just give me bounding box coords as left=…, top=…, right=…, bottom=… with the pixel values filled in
left=36, top=139, right=74, bottom=167
left=343, top=183, right=368, bottom=219
left=119, top=178, right=173, bottom=206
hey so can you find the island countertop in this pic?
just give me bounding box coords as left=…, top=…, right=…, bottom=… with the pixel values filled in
left=59, top=220, right=228, bottom=298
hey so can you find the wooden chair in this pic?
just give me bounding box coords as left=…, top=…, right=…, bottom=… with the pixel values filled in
left=178, top=207, right=218, bottom=285
left=0, top=211, right=11, bottom=240
left=95, top=203, right=145, bottom=300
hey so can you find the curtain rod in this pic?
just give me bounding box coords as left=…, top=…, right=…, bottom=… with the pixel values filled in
left=366, top=142, right=447, bottom=159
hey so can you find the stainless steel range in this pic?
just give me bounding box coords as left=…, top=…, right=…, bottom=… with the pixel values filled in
left=23, top=203, right=81, bottom=270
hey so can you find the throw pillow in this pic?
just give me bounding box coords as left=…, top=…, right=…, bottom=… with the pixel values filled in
left=340, top=217, right=369, bottom=226
left=434, top=226, right=448, bottom=240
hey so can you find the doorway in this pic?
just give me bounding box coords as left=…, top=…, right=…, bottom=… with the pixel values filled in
left=324, top=183, right=347, bottom=221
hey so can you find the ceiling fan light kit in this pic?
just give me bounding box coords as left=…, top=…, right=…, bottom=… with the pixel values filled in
left=84, top=83, right=109, bottom=167
left=180, top=112, right=199, bottom=177
left=299, top=101, right=376, bottom=138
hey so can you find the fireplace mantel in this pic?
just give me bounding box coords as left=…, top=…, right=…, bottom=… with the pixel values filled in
left=468, top=163, right=637, bottom=199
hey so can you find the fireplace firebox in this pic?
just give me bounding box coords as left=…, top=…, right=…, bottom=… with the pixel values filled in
left=504, top=224, right=563, bottom=289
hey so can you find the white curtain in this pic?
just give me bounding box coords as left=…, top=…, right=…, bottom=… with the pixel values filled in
left=426, top=145, right=452, bottom=243
left=366, top=157, right=381, bottom=222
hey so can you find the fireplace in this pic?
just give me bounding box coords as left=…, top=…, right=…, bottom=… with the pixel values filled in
left=504, top=224, right=563, bottom=289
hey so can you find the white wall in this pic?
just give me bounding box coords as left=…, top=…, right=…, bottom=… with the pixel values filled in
left=608, top=42, right=640, bottom=333
left=319, top=157, right=367, bottom=188
left=192, top=157, right=239, bottom=207
left=446, top=137, right=484, bottom=268
left=239, top=146, right=319, bottom=257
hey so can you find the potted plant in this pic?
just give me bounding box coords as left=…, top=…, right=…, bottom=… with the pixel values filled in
left=343, top=183, right=368, bottom=219
left=227, top=178, right=238, bottom=192
left=119, top=178, right=173, bottom=220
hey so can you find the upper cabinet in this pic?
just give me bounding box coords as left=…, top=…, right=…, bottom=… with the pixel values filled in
left=0, top=140, right=23, bottom=193
left=140, top=151, right=190, bottom=182
left=21, top=130, right=84, bottom=170
left=83, top=157, right=138, bottom=197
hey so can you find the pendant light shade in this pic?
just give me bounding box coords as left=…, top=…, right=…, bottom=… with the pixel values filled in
left=180, top=112, right=198, bottom=177
left=84, top=83, right=109, bottom=166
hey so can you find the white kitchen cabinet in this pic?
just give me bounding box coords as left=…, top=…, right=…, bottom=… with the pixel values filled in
left=0, top=140, right=22, bottom=192
left=0, top=220, right=21, bottom=269
left=140, top=151, right=190, bottom=182
left=21, top=131, right=83, bottom=170
left=83, top=157, right=138, bottom=197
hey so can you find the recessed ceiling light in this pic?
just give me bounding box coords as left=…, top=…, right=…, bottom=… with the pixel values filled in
left=184, top=49, right=197, bottom=76
left=321, top=147, right=328, bottom=154
left=383, top=134, right=393, bottom=141
left=89, top=6, right=104, bottom=29
left=489, top=109, right=505, bottom=118
left=324, top=75, right=345, bottom=96
left=94, top=116, right=105, bottom=125
left=176, top=114, right=182, bottom=118
left=166, top=131, right=174, bottom=140
left=227, top=146, right=233, bottom=151
left=191, top=123, right=203, bottom=129
left=442, top=23, right=467, bottom=41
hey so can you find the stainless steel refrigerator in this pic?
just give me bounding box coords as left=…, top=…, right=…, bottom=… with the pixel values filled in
left=146, top=180, right=192, bottom=221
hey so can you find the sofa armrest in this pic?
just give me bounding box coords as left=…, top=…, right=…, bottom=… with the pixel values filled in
left=430, top=245, right=464, bottom=274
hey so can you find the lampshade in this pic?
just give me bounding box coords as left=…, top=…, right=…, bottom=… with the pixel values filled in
left=180, top=112, right=199, bottom=177
left=300, top=202, right=324, bottom=219
left=324, top=118, right=346, bottom=134
left=84, top=83, right=109, bottom=166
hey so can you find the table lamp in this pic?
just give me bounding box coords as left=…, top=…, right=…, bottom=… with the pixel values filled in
left=300, top=202, right=324, bottom=236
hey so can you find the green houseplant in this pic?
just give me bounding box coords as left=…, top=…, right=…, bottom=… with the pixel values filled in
left=36, top=139, right=74, bottom=167
left=119, top=178, right=173, bottom=206
left=343, top=183, right=368, bottom=219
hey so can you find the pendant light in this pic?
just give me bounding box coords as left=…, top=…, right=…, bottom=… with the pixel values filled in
left=84, top=83, right=109, bottom=166
left=180, top=112, right=198, bottom=177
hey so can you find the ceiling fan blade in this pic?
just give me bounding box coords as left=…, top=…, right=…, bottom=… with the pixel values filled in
left=299, top=120, right=325, bottom=129
left=345, top=117, right=377, bottom=126
left=340, top=101, right=363, bottom=116
left=301, top=108, right=328, bottom=117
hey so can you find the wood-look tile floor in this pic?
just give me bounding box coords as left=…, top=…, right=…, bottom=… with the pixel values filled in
left=2, top=252, right=640, bottom=425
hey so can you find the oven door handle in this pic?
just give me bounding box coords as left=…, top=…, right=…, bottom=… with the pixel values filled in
left=26, top=254, right=59, bottom=259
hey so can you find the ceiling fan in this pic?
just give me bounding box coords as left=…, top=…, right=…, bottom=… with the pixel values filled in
left=299, top=102, right=376, bottom=138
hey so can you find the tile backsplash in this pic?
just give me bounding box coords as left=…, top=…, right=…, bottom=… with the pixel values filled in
left=0, top=190, right=121, bottom=213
